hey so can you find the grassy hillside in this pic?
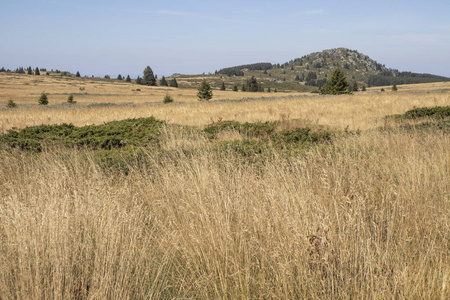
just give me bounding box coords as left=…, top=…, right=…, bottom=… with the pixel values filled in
left=174, top=48, right=449, bottom=92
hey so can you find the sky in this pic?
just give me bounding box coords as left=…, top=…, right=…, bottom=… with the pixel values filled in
left=1, top=0, right=449, bottom=78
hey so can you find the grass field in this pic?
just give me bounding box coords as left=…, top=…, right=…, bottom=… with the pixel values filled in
left=0, top=73, right=449, bottom=299
left=1, top=73, right=450, bottom=133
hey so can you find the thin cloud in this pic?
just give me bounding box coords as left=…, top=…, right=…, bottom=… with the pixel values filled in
left=390, top=34, right=442, bottom=44
left=301, top=9, right=325, bottom=15
left=289, top=10, right=326, bottom=18
left=137, top=9, right=254, bottom=24
left=153, top=10, right=198, bottom=17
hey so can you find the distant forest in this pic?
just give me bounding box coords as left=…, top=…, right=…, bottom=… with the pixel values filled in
left=368, top=71, right=449, bottom=86
left=217, top=63, right=273, bottom=77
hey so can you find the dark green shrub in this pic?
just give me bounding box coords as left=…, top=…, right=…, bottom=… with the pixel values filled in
left=38, top=92, right=48, bottom=105
left=67, top=94, right=76, bottom=104
left=0, top=117, right=165, bottom=152
left=163, top=94, right=174, bottom=103
left=204, top=120, right=278, bottom=139
left=403, top=106, right=450, bottom=119
left=7, top=99, right=17, bottom=108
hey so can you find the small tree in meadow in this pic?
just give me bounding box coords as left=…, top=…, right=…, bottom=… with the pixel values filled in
left=76, top=71, right=81, bottom=77
left=67, top=94, right=76, bottom=104
left=233, top=84, right=238, bottom=91
left=7, top=99, right=17, bottom=108
left=38, top=92, right=48, bottom=105
left=163, top=93, right=174, bottom=103
left=169, top=78, right=178, bottom=88
left=320, top=68, right=349, bottom=95
left=126, top=75, right=131, bottom=82
left=197, top=79, right=213, bottom=101
left=160, top=76, right=168, bottom=86
left=35, top=67, right=40, bottom=75
left=392, top=83, right=398, bottom=91
left=220, top=82, right=226, bottom=90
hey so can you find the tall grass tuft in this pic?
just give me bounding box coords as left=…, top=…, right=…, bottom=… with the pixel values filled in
left=0, top=127, right=448, bottom=298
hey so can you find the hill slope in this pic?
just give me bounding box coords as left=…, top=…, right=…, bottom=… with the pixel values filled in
left=176, top=48, right=449, bottom=92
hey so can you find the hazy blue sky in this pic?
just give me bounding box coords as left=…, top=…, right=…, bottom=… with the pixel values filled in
left=1, top=0, right=449, bottom=78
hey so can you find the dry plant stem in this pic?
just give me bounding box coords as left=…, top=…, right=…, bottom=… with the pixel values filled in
left=0, top=127, right=448, bottom=299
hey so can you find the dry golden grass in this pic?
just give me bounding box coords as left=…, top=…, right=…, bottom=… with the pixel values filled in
left=1, top=73, right=449, bottom=133
left=0, top=73, right=449, bottom=298
left=0, top=127, right=448, bottom=299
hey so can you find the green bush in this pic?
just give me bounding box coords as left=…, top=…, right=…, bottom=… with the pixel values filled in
left=204, top=120, right=278, bottom=139
left=38, top=92, right=48, bottom=105
left=163, top=94, right=174, bottom=104
left=270, top=127, right=331, bottom=145
left=0, top=117, right=165, bottom=152
left=403, top=106, right=450, bottom=119
left=6, top=99, right=17, bottom=108
left=67, top=94, right=76, bottom=104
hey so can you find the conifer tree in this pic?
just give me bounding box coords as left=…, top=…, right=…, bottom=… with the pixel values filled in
left=38, top=92, right=48, bottom=105
left=197, top=79, right=213, bottom=101
left=76, top=71, right=81, bottom=77
left=169, top=78, right=178, bottom=88
left=320, top=68, right=349, bottom=95
left=160, top=76, right=168, bottom=86
left=27, top=66, right=32, bottom=75
left=392, top=83, right=398, bottom=91
left=233, top=84, right=238, bottom=91
left=35, top=67, right=40, bottom=75
left=247, top=76, right=258, bottom=92
left=142, top=66, right=156, bottom=86
left=117, top=74, right=122, bottom=80
left=67, top=94, right=76, bottom=104
left=126, top=75, right=131, bottom=82
left=136, top=76, right=142, bottom=85
left=220, top=82, right=226, bottom=90
left=242, top=84, right=246, bottom=92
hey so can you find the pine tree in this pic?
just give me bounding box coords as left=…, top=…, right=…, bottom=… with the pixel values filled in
left=169, top=78, right=178, bottom=88
left=233, top=84, right=238, bottom=91
left=247, top=76, right=258, bottom=92
left=220, top=82, right=225, bottom=90
left=7, top=99, right=17, bottom=108
left=35, top=67, right=40, bottom=75
left=242, top=84, right=246, bottom=92
left=117, top=74, right=122, bottom=80
left=27, top=66, right=32, bottom=75
left=136, top=76, right=142, bottom=85
left=76, top=71, right=81, bottom=77
left=67, top=94, right=76, bottom=104
left=126, top=75, right=131, bottom=82
left=38, top=92, right=48, bottom=105
left=160, top=76, right=168, bottom=86
left=163, top=93, right=174, bottom=103
left=320, top=68, right=349, bottom=95
left=197, top=79, right=213, bottom=101
left=392, top=83, right=398, bottom=91
left=142, top=66, right=156, bottom=86
left=267, top=87, right=271, bottom=92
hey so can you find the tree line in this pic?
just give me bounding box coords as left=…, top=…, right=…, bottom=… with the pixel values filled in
left=217, top=63, right=273, bottom=77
